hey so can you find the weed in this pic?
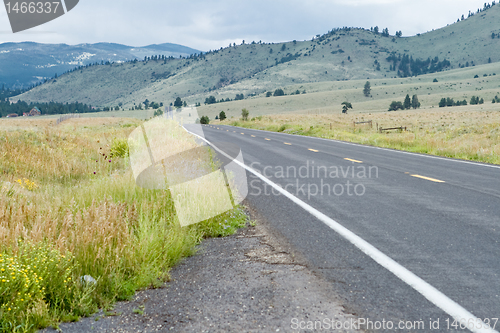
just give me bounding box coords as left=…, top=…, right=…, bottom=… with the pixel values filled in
left=0, top=118, right=248, bottom=331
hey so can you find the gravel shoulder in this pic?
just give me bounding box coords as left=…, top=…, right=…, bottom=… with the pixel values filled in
left=41, top=206, right=360, bottom=333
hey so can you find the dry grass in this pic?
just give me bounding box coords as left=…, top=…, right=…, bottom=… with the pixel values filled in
left=229, top=108, right=500, bottom=164
left=0, top=116, right=247, bottom=331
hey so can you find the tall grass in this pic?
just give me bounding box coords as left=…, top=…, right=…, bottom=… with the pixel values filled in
left=0, top=118, right=247, bottom=332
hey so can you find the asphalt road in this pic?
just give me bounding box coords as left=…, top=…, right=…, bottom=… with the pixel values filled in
left=185, top=123, right=500, bottom=333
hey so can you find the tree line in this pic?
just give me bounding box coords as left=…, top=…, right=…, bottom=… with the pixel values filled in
left=388, top=94, right=420, bottom=111
left=386, top=54, right=451, bottom=77
left=438, top=96, right=484, bottom=107
left=0, top=100, right=94, bottom=117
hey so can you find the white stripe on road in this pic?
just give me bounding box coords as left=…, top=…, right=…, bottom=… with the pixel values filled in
left=185, top=125, right=498, bottom=333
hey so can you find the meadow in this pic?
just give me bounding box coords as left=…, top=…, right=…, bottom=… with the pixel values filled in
left=227, top=107, right=500, bottom=165
left=0, top=117, right=246, bottom=332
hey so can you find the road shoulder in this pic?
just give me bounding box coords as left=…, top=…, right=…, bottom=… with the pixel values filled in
left=41, top=208, right=359, bottom=333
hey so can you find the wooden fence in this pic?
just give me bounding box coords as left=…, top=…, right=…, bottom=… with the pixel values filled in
left=56, top=114, right=81, bottom=125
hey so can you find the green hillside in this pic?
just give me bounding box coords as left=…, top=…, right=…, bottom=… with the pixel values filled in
left=13, top=3, right=500, bottom=111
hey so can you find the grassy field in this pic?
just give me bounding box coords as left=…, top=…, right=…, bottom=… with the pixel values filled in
left=197, top=61, right=500, bottom=120
left=226, top=107, right=500, bottom=165
left=0, top=117, right=246, bottom=332
left=36, top=110, right=154, bottom=120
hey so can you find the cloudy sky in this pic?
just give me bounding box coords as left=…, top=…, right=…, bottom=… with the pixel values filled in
left=0, top=0, right=491, bottom=51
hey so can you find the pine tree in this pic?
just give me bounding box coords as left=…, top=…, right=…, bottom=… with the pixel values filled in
left=341, top=102, right=353, bottom=114
left=219, top=111, right=226, bottom=121
left=404, top=94, right=411, bottom=109
left=363, top=81, right=371, bottom=97
left=411, top=95, right=421, bottom=109
left=174, top=97, right=183, bottom=107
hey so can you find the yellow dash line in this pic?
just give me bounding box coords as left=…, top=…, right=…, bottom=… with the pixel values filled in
left=411, top=175, right=446, bottom=183
left=284, top=142, right=292, bottom=145
left=251, top=135, right=256, bottom=137
left=308, top=149, right=319, bottom=153
left=265, top=138, right=271, bottom=141
left=344, top=158, right=363, bottom=164
left=241, top=133, right=245, bottom=135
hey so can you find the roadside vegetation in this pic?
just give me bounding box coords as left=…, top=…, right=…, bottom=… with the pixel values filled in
left=227, top=109, right=500, bottom=165
left=0, top=117, right=246, bottom=332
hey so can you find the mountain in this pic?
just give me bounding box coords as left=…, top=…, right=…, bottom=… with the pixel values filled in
left=0, top=42, right=200, bottom=88
left=13, top=3, right=500, bottom=109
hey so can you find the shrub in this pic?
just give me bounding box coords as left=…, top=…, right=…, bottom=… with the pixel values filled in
left=241, top=109, right=249, bottom=121
left=388, top=101, right=404, bottom=111
left=200, top=116, right=210, bottom=124
left=0, top=241, right=86, bottom=331
left=273, top=89, right=285, bottom=97
left=110, top=138, right=129, bottom=158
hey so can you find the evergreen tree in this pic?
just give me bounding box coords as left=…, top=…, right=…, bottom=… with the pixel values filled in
left=411, top=95, right=421, bottom=109
left=341, top=102, right=353, bottom=114
left=404, top=94, right=411, bottom=109
left=219, top=111, right=226, bottom=121
left=273, top=88, right=285, bottom=97
left=388, top=101, right=404, bottom=111
left=363, top=81, right=371, bottom=97
left=174, top=97, right=183, bottom=108
left=204, top=96, right=217, bottom=104
left=200, top=116, right=210, bottom=124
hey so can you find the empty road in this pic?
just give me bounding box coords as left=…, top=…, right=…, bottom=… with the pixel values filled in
left=185, top=123, right=500, bottom=332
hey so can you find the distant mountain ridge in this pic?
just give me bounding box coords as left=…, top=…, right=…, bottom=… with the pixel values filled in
left=14, top=2, right=500, bottom=108
left=0, top=42, right=201, bottom=88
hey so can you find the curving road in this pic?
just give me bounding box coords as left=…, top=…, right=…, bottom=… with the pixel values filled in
left=185, top=123, right=500, bottom=333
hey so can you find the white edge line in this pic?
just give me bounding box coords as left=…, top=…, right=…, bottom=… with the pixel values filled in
left=217, top=125, right=500, bottom=170
left=186, top=125, right=498, bottom=333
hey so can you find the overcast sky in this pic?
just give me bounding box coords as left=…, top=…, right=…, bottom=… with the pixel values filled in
left=0, top=0, right=491, bottom=51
